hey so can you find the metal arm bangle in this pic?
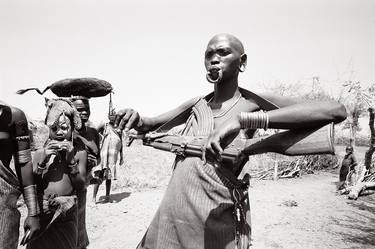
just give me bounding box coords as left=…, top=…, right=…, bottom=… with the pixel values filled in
left=23, top=185, right=40, bottom=217
left=239, top=111, right=269, bottom=130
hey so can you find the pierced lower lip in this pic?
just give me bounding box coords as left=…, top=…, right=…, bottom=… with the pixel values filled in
left=209, top=68, right=220, bottom=72
left=206, top=69, right=222, bottom=83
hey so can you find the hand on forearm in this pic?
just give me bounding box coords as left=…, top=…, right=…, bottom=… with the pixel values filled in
left=203, top=118, right=241, bottom=163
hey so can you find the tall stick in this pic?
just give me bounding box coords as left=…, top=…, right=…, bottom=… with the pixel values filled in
left=364, top=108, right=375, bottom=172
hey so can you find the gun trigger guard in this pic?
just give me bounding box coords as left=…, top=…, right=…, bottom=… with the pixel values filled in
left=178, top=142, right=187, bottom=156
left=171, top=143, right=186, bottom=157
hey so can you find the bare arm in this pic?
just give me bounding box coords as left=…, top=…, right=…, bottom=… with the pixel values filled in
left=257, top=92, right=347, bottom=128
left=12, top=107, right=34, bottom=186
left=114, top=97, right=201, bottom=132
left=204, top=93, right=347, bottom=160
left=11, top=107, right=40, bottom=243
left=93, top=127, right=100, bottom=162
left=69, top=149, right=87, bottom=192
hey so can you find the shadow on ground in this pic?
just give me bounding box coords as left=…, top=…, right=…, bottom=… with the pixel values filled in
left=339, top=195, right=375, bottom=246
left=98, top=191, right=131, bottom=203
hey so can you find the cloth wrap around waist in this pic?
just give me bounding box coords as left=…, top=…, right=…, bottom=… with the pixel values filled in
left=137, top=97, right=251, bottom=249
left=26, top=195, right=78, bottom=249
left=0, top=161, right=21, bottom=249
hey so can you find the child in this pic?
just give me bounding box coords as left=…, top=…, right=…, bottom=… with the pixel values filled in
left=338, top=145, right=358, bottom=190
left=27, top=99, right=87, bottom=249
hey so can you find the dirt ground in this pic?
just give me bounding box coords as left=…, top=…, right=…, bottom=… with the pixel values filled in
left=18, top=170, right=375, bottom=249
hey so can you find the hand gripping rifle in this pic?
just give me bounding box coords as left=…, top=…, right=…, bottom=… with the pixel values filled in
left=139, top=123, right=335, bottom=165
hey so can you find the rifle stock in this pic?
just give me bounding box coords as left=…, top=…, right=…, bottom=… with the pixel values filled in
left=142, top=123, right=335, bottom=164
left=242, top=123, right=334, bottom=156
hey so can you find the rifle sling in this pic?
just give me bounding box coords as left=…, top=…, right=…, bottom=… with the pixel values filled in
left=153, top=88, right=280, bottom=133
left=238, top=87, right=280, bottom=111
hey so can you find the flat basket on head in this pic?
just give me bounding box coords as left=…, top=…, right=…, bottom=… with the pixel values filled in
left=50, top=78, right=113, bottom=98
left=17, top=77, right=113, bottom=98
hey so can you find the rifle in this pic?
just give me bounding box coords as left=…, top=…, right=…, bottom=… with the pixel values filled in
left=139, top=123, right=335, bottom=165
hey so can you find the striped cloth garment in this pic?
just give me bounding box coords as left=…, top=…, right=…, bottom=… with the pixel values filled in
left=0, top=161, right=21, bottom=249
left=137, top=97, right=251, bottom=249
left=97, top=123, right=122, bottom=180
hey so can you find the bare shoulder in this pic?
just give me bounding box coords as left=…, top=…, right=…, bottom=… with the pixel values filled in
left=10, top=106, right=30, bottom=135
left=73, top=139, right=87, bottom=158
left=179, top=96, right=202, bottom=109
left=152, top=96, right=202, bottom=125
left=10, top=106, right=28, bottom=123
left=87, top=126, right=99, bottom=136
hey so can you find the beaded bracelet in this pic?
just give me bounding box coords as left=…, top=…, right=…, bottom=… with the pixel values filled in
left=239, top=111, right=269, bottom=130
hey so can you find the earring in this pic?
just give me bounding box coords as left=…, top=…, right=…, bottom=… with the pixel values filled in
left=239, top=64, right=246, bottom=72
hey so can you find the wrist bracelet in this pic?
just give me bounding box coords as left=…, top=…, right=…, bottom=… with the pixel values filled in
left=239, top=111, right=269, bottom=130
left=23, top=185, right=40, bottom=217
left=67, top=160, right=79, bottom=175
left=36, top=160, right=47, bottom=175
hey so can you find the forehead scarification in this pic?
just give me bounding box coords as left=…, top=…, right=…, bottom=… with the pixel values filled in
left=50, top=113, right=71, bottom=129
left=207, top=34, right=244, bottom=54
left=58, top=114, right=71, bottom=124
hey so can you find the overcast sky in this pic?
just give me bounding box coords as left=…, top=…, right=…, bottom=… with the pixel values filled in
left=0, top=0, right=374, bottom=124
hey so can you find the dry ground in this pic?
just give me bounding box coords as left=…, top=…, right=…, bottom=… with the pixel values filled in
left=17, top=144, right=375, bottom=249
left=84, top=171, right=375, bottom=249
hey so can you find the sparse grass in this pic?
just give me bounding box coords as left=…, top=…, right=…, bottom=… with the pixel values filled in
left=112, top=139, right=174, bottom=191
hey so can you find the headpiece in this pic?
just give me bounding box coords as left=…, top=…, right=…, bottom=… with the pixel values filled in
left=44, top=98, right=82, bottom=130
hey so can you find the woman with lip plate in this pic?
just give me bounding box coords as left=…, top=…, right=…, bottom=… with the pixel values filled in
left=27, top=99, right=87, bottom=249
left=114, top=33, right=347, bottom=249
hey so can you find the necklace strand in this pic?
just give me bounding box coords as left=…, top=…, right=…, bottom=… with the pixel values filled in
left=209, top=94, right=242, bottom=118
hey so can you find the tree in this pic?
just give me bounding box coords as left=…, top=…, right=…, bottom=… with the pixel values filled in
left=364, top=108, right=375, bottom=172
left=341, top=81, right=374, bottom=146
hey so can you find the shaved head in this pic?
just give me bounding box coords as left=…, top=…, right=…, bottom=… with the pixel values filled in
left=207, top=33, right=245, bottom=55
left=204, top=33, right=247, bottom=83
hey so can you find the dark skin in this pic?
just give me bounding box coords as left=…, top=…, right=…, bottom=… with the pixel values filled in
left=113, top=34, right=347, bottom=166
left=0, top=101, right=40, bottom=243
left=72, top=99, right=100, bottom=169
left=33, top=115, right=87, bottom=196
left=71, top=99, right=100, bottom=204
